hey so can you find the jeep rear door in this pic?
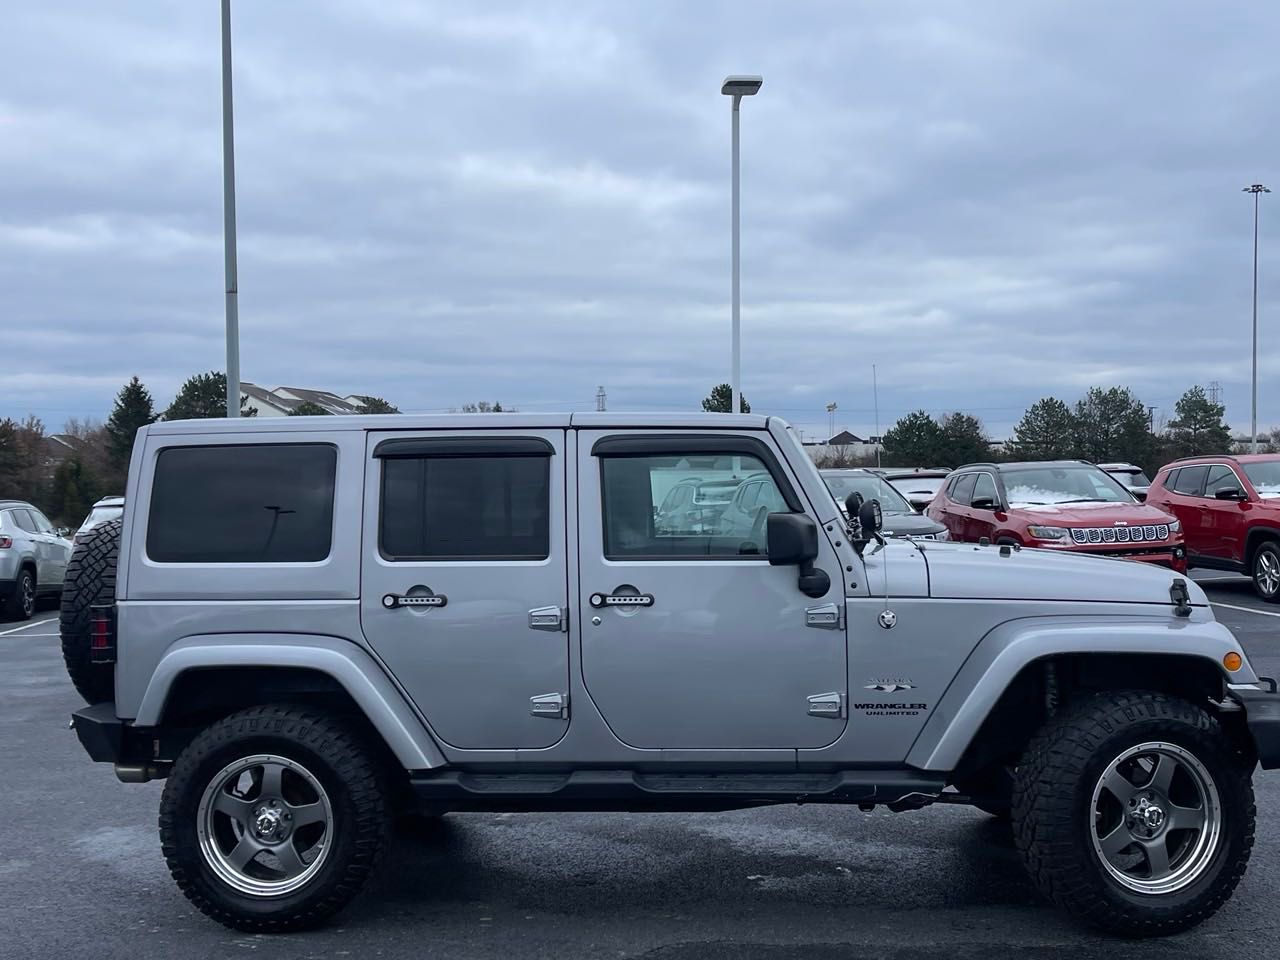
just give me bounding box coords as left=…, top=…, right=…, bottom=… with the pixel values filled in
left=575, top=430, right=848, bottom=749
left=359, top=429, right=570, bottom=750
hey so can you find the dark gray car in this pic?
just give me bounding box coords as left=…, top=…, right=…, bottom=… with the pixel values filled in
left=821, top=469, right=949, bottom=540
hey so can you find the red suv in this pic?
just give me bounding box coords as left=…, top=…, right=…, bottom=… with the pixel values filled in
left=1145, top=454, right=1280, bottom=601
left=925, top=460, right=1186, bottom=570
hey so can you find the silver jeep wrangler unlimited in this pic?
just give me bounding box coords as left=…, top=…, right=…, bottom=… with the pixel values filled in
left=65, top=413, right=1280, bottom=936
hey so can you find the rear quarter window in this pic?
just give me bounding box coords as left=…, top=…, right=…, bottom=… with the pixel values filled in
left=146, top=443, right=337, bottom=563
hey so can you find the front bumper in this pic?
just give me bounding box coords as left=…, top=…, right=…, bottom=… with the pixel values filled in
left=1229, top=679, right=1280, bottom=770
left=1031, top=541, right=1187, bottom=571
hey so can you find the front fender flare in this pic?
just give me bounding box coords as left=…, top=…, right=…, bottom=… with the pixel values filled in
left=905, top=615, right=1251, bottom=772
left=136, top=634, right=446, bottom=770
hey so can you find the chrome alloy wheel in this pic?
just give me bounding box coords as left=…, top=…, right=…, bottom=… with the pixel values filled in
left=1090, top=742, right=1221, bottom=895
left=197, top=754, right=333, bottom=898
left=1256, top=550, right=1280, bottom=598
left=19, top=573, right=35, bottom=619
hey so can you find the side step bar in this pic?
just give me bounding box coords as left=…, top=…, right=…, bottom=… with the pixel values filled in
left=409, top=769, right=946, bottom=813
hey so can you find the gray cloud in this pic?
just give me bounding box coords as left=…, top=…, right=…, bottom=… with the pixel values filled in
left=3, top=0, right=1279, bottom=441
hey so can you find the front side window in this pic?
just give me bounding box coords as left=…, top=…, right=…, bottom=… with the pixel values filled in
left=1002, top=466, right=1133, bottom=506
left=1204, top=464, right=1243, bottom=498
left=147, top=444, right=337, bottom=563
left=380, top=455, right=550, bottom=560
left=602, top=452, right=787, bottom=558
left=972, top=473, right=998, bottom=505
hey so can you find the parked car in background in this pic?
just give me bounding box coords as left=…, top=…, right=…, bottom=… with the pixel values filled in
left=715, top=471, right=787, bottom=548
left=654, top=477, right=740, bottom=536
left=926, top=461, right=1186, bottom=570
left=1145, top=454, right=1280, bottom=601
left=872, top=468, right=952, bottom=511
left=74, top=495, right=124, bottom=544
left=0, top=499, right=72, bottom=620
left=821, top=469, right=949, bottom=539
left=1098, top=462, right=1151, bottom=501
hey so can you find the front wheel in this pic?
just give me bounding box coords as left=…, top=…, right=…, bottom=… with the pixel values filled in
left=1252, top=541, right=1280, bottom=602
left=1012, top=691, right=1255, bottom=937
left=159, top=705, right=390, bottom=932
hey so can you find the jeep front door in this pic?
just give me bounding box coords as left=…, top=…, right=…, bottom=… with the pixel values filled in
left=360, top=430, right=570, bottom=750
left=576, top=431, right=848, bottom=749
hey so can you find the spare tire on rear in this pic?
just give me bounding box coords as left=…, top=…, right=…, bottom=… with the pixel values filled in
left=60, top=518, right=122, bottom=704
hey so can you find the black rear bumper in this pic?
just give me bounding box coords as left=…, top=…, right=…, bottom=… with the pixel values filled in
left=1230, top=678, right=1280, bottom=770
left=71, top=703, right=125, bottom=762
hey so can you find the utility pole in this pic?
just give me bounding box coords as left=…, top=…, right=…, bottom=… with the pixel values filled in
left=826, top=402, right=837, bottom=442
left=721, top=76, right=762, bottom=415
left=872, top=364, right=882, bottom=468
left=1147, top=405, right=1157, bottom=432
left=221, top=0, right=241, bottom=417
left=1244, top=183, right=1270, bottom=452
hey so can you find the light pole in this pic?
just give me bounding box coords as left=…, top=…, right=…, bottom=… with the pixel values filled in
left=221, top=0, right=241, bottom=417
left=721, top=75, right=762, bottom=415
left=1245, top=183, right=1270, bottom=452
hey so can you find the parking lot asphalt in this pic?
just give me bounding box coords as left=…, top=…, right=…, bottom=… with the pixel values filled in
left=2, top=575, right=1278, bottom=960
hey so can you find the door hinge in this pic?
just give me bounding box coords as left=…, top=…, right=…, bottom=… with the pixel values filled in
left=807, top=691, right=845, bottom=718
left=528, top=605, right=567, bottom=632
left=530, top=692, right=568, bottom=719
left=805, top=602, right=844, bottom=630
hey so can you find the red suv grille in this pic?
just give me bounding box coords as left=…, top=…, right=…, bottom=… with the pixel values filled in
left=1070, top=524, right=1168, bottom=544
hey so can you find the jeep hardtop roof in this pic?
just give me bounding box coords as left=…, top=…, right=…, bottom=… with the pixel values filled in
left=145, top=412, right=775, bottom=435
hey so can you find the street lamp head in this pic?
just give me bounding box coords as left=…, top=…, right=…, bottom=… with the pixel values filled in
left=721, top=75, right=763, bottom=97
left=1243, top=183, right=1271, bottom=194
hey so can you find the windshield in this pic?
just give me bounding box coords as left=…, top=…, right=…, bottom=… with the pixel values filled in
left=1107, top=469, right=1150, bottom=488
left=1243, top=461, right=1280, bottom=498
left=81, top=504, right=123, bottom=528
left=1003, top=466, right=1135, bottom=506
left=890, top=476, right=946, bottom=499
left=822, top=473, right=914, bottom=514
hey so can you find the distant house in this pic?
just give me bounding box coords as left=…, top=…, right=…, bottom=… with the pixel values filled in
left=240, top=383, right=379, bottom=417
left=826, top=430, right=865, bottom=446
left=41, top=434, right=85, bottom=478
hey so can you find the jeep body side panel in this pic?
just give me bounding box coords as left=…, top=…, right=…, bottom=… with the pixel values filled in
left=122, top=428, right=366, bottom=601
left=574, top=427, right=849, bottom=750
left=906, top=613, right=1252, bottom=771
left=133, top=634, right=445, bottom=769
left=358, top=427, right=571, bottom=750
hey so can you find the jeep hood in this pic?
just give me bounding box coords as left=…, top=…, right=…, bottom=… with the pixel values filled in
left=922, top=541, right=1204, bottom=606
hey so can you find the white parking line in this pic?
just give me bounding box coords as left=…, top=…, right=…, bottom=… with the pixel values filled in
left=1212, top=601, right=1280, bottom=619
left=0, top=616, right=58, bottom=636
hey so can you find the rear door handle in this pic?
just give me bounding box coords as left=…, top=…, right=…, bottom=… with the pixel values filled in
left=589, top=589, right=654, bottom=609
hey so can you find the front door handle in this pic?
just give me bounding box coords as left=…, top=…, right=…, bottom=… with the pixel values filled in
left=382, top=587, right=447, bottom=609
left=589, top=585, right=654, bottom=609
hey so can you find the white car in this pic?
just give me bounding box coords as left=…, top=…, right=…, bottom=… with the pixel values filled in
left=1097, top=463, right=1150, bottom=501
left=74, top=496, right=124, bottom=544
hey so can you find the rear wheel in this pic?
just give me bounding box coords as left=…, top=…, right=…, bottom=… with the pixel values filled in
left=3, top=568, right=37, bottom=621
left=1251, top=541, right=1280, bottom=602
left=1013, top=691, right=1254, bottom=937
left=160, top=705, right=390, bottom=932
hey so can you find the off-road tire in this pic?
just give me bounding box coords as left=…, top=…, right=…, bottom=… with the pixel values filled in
left=3, top=566, right=37, bottom=621
left=159, top=704, right=390, bottom=932
left=1251, top=540, right=1280, bottom=603
left=1012, top=690, right=1255, bottom=937
left=58, top=519, right=121, bottom=703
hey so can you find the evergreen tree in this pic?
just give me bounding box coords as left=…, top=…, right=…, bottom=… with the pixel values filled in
left=938, top=412, right=989, bottom=466
left=881, top=410, right=946, bottom=466
left=1071, top=387, right=1153, bottom=464
left=288, top=401, right=331, bottom=416
left=701, top=384, right=751, bottom=413
left=1011, top=398, right=1077, bottom=459
left=163, top=372, right=256, bottom=420
left=352, top=395, right=399, bottom=414
left=105, top=376, right=156, bottom=479
left=48, top=456, right=98, bottom=524
left=1166, top=386, right=1232, bottom=458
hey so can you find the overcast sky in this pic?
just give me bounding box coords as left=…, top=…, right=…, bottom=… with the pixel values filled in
left=4, top=1, right=1279, bottom=441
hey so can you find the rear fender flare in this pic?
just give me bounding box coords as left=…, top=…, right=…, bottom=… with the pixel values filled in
left=905, top=615, right=1250, bottom=772
left=135, top=633, right=445, bottom=770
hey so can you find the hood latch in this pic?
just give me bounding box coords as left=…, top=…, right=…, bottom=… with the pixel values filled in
left=1170, top=578, right=1193, bottom=618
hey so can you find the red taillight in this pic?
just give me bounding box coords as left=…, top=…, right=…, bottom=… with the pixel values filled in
left=89, top=606, right=116, bottom=663
left=0, top=536, right=12, bottom=549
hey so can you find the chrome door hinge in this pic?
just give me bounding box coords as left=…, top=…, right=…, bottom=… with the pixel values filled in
left=530, top=692, right=568, bottom=719
left=807, top=691, right=845, bottom=718
left=805, top=602, right=844, bottom=630
left=528, top=605, right=568, bottom=632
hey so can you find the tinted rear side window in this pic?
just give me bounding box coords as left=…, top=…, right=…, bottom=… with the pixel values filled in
left=147, top=444, right=337, bottom=563
left=1172, top=465, right=1208, bottom=496
left=951, top=474, right=977, bottom=504
left=380, top=456, right=550, bottom=560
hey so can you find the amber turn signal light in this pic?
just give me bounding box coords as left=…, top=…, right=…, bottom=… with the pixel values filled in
left=1224, top=652, right=1244, bottom=672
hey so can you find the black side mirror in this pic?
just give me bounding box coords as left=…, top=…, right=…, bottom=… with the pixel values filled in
left=844, top=491, right=864, bottom=517
left=1215, top=487, right=1247, bottom=501
left=857, top=498, right=882, bottom=535
left=766, top=513, right=830, bottom=598
left=971, top=497, right=998, bottom=511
